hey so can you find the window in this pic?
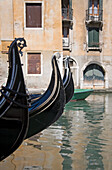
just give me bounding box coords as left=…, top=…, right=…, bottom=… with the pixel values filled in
left=26, top=3, right=42, bottom=28
left=88, top=27, right=99, bottom=47
left=89, top=0, right=99, bottom=15
left=27, top=53, right=41, bottom=74
left=62, top=26, right=69, bottom=38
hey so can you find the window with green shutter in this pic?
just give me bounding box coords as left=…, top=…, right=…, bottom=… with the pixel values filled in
left=88, top=27, right=99, bottom=47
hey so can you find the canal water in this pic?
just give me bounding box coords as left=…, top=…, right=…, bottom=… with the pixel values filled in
left=0, top=93, right=112, bottom=170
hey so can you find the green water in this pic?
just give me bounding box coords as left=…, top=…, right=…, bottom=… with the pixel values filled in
left=0, top=93, right=112, bottom=170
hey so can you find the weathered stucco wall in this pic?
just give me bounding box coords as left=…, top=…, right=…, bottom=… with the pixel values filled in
left=0, top=0, right=63, bottom=89
left=1, top=0, right=112, bottom=89
left=70, top=0, right=112, bottom=89
left=13, top=0, right=62, bottom=51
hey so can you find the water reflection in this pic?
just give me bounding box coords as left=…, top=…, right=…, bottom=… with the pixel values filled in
left=84, top=101, right=105, bottom=170
left=0, top=93, right=112, bottom=170
left=56, top=115, right=73, bottom=170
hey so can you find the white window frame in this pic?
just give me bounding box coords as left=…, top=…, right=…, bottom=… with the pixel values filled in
left=26, top=52, right=43, bottom=76
left=24, top=1, right=44, bottom=30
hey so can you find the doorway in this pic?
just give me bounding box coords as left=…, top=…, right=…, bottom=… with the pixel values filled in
left=83, top=63, right=105, bottom=88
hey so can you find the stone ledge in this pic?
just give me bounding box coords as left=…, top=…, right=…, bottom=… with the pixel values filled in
left=93, top=88, right=112, bottom=93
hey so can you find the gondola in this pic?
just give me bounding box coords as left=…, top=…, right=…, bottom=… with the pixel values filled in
left=25, top=55, right=74, bottom=139
left=30, top=55, right=74, bottom=104
left=26, top=54, right=66, bottom=139
left=63, top=56, right=74, bottom=103
left=47, top=55, right=74, bottom=124
left=0, top=38, right=29, bottom=161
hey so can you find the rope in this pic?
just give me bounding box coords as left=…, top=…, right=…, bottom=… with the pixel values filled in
left=2, top=86, right=28, bottom=97
left=0, top=87, right=30, bottom=109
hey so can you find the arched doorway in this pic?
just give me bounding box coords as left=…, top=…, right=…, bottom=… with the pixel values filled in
left=83, top=63, right=105, bottom=89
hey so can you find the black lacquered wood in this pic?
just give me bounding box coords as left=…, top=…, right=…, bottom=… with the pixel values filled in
left=0, top=38, right=29, bottom=161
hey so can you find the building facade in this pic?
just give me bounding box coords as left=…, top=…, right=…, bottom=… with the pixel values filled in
left=0, top=0, right=112, bottom=90
left=0, top=0, right=63, bottom=90
left=63, top=0, right=112, bottom=89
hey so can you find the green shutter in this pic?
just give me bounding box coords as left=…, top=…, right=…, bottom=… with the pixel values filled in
left=99, top=0, right=103, bottom=20
left=69, top=0, right=72, bottom=9
left=99, top=0, right=103, bottom=10
left=93, top=28, right=99, bottom=47
left=88, top=0, right=90, bottom=8
left=88, top=28, right=93, bottom=47
left=88, top=28, right=99, bottom=47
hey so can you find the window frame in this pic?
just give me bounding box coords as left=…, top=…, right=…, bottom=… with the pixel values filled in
left=24, top=1, right=44, bottom=30
left=26, top=52, right=43, bottom=76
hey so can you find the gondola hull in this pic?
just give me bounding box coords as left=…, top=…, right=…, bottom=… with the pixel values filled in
left=26, top=55, right=65, bottom=139
left=26, top=85, right=64, bottom=138
left=0, top=38, right=29, bottom=161
left=30, top=56, right=74, bottom=104
left=26, top=56, right=74, bottom=139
